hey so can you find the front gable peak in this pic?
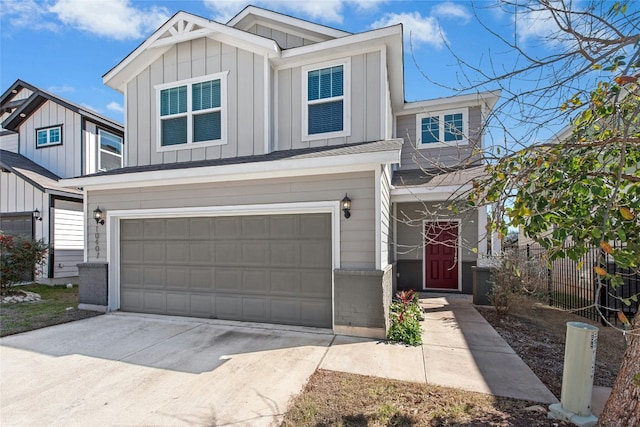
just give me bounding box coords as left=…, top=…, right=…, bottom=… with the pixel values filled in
left=103, top=11, right=280, bottom=93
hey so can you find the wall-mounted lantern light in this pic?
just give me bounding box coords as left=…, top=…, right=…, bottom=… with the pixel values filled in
left=32, top=209, right=42, bottom=221
left=93, top=206, right=105, bottom=225
left=341, top=194, right=352, bottom=219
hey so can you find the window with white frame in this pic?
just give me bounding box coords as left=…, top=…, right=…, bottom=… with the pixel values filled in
left=302, top=59, right=350, bottom=140
left=156, top=72, right=227, bottom=150
left=35, top=125, right=62, bottom=148
left=416, top=108, right=468, bottom=148
left=98, top=129, right=123, bottom=171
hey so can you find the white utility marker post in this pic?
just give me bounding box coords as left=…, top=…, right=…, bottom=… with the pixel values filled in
left=548, top=321, right=599, bottom=427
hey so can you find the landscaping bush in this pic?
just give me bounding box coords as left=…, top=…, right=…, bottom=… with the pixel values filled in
left=0, top=232, right=48, bottom=294
left=387, top=290, right=423, bottom=346
left=488, top=250, right=548, bottom=316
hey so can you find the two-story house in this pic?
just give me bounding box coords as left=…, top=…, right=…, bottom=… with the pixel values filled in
left=0, top=80, right=124, bottom=280
left=62, top=6, right=498, bottom=338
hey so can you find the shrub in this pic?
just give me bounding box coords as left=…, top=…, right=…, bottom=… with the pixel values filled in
left=387, top=290, right=423, bottom=346
left=488, top=250, right=548, bottom=316
left=0, top=233, right=48, bottom=293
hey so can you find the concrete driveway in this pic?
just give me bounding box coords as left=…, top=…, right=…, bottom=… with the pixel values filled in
left=0, top=314, right=334, bottom=427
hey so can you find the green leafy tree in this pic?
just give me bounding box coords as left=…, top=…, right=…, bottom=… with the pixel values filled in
left=416, top=1, right=639, bottom=424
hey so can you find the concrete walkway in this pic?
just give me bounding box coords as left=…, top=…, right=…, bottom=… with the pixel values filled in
left=321, top=294, right=559, bottom=404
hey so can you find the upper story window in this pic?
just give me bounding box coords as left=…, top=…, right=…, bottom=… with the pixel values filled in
left=416, top=108, right=468, bottom=148
left=36, top=125, right=62, bottom=148
left=155, top=72, right=227, bottom=151
left=98, top=129, right=123, bottom=171
left=302, top=59, right=351, bottom=140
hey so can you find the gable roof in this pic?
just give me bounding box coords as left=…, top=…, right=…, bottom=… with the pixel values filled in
left=0, top=79, right=123, bottom=134
left=227, top=5, right=351, bottom=42
left=103, top=10, right=281, bottom=92
left=0, top=149, right=82, bottom=199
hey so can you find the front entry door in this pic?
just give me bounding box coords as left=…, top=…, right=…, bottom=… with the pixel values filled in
left=424, top=222, right=459, bottom=290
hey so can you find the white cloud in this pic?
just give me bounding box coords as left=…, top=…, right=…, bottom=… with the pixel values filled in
left=49, top=0, right=171, bottom=40
left=106, top=101, right=124, bottom=113
left=372, top=12, right=447, bottom=49
left=203, top=0, right=384, bottom=25
left=48, top=85, right=75, bottom=94
left=431, top=2, right=471, bottom=23
left=81, top=103, right=102, bottom=113
left=0, top=0, right=58, bottom=31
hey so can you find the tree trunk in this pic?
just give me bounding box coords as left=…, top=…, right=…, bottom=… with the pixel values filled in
left=597, top=314, right=640, bottom=426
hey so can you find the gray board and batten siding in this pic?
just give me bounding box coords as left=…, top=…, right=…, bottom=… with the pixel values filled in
left=246, top=23, right=317, bottom=48
left=396, top=106, right=483, bottom=170
left=126, top=39, right=266, bottom=167
left=276, top=51, right=384, bottom=150
left=120, top=213, right=332, bottom=327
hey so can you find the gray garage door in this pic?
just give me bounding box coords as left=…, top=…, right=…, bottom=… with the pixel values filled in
left=0, top=213, right=33, bottom=237
left=120, top=214, right=332, bottom=328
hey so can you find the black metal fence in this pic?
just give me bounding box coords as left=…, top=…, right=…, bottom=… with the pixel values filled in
left=524, top=242, right=639, bottom=326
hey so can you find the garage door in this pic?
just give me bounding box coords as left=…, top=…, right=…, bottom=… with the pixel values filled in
left=0, top=213, right=33, bottom=237
left=120, top=214, right=332, bottom=328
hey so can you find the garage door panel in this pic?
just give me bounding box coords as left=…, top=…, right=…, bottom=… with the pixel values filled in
left=167, top=243, right=189, bottom=263
left=243, top=270, right=269, bottom=292
left=190, top=294, right=213, bottom=317
left=121, top=242, right=143, bottom=264
left=214, top=217, right=240, bottom=237
left=270, top=298, right=299, bottom=324
left=270, top=271, right=301, bottom=294
left=300, top=271, right=332, bottom=297
left=189, top=268, right=213, bottom=290
left=242, top=297, right=269, bottom=322
left=144, top=267, right=166, bottom=286
left=121, top=219, right=143, bottom=239
left=215, top=295, right=241, bottom=318
left=300, top=300, right=332, bottom=327
left=166, top=268, right=189, bottom=288
left=121, top=289, right=143, bottom=311
left=121, top=213, right=332, bottom=327
left=215, top=268, right=241, bottom=290
left=166, top=292, right=190, bottom=315
left=242, top=242, right=268, bottom=265
left=215, top=242, right=241, bottom=264
left=143, top=291, right=166, bottom=312
left=270, top=216, right=298, bottom=238
left=166, top=218, right=188, bottom=238
left=242, top=216, right=269, bottom=238
left=270, top=242, right=299, bottom=267
left=300, top=242, right=331, bottom=268
left=300, top=214, right=330, bottom=238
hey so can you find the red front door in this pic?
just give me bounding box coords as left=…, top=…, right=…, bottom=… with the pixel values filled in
left=424, top=222, right=459, bottom=290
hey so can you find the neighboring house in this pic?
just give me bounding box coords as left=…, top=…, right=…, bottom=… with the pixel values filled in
left=62, top=6, right=499, bottom=338
left=0, top=80, right=124, bottom=280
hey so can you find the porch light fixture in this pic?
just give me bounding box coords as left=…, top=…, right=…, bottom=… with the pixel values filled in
left=93, top=206, right=105, bottom=225
left=341, top=194, right=352, bottom=219
left=32, top=209, right=42, bottom=221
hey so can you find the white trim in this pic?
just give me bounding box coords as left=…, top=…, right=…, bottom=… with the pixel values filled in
left=35, top=125, right=62, bottom=148
left=280, top=25, right=401, bottom=60
left=380, top=45, right=387, bottom=140
left=263, top=55, right=270, bottom=154
left=63, top=143, right=401, bottom=191
left=390, top=184, right=473, bottom=203
left=97, top=129, right=123, bottom=171
left=274, top=45, right=384, bottom=72
left=123, top=84, right=128, bottom=168
left=416, top=108, right=469, bottom=149
left=301, top=58, right=351, bottom=141
left=400, top=90, right=501, bottom=116
left=105, top=201, right=341, bottom=323
left=422, top=219, right=462, bottom=292
left=374, top=166, right=381, bottom=270
left=155, top=71, right=229, bottom=152
left=227, top=6, right=350, bottom=39
left=82, top=188, right=88, bottom=262
left=477, top=205, right=488, bottom=257
left=392, top=202, right=398, bottom=263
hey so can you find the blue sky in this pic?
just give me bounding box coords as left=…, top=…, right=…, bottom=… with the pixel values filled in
left=0, top=0, right=587, bottom=141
